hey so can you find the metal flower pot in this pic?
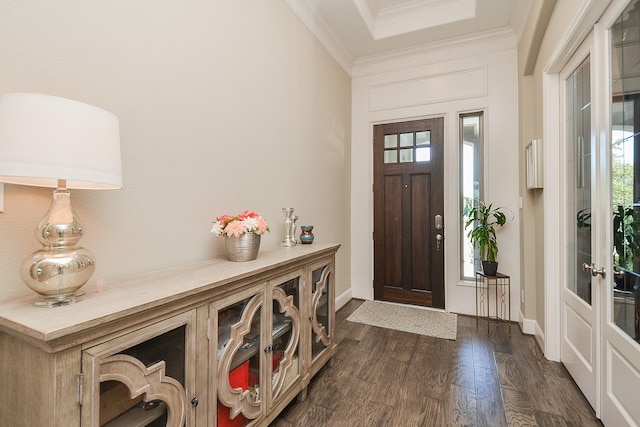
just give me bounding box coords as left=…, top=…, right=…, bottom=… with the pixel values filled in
left=225, top=233, right=261, bottom=262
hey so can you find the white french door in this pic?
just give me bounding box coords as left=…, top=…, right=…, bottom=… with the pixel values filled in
left=600, top=1, right=640, bottom=424
left=562, top=33, right=599, bottom=409
left=560, top=1, right=640, bottom=425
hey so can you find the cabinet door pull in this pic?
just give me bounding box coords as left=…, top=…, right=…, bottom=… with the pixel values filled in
left=77, top=373, right=83, bottom=405
left=191, top=397, right=199, bottom=407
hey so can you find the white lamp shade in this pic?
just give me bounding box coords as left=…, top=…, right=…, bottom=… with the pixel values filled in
left=0, top=93, right=122, bottom=189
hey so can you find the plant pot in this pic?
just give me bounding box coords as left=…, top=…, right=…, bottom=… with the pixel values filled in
left=225, top=233, right=261, bottom=262
left=482, top=261, right=498, bottom=276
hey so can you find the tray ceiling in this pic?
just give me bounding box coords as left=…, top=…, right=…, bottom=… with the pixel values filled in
left=286, top=0, right=534, bottom=66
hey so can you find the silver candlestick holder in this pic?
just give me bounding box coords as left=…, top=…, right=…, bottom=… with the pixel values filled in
left=280, top=207, right=298, bottom=247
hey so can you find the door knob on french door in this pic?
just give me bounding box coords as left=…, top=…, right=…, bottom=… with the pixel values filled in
left=582, top=262, right=606, bottom=278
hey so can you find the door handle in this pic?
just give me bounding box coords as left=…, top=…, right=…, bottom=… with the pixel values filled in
left=582, top=262, right=606, bottom=278
left=435, top=214, right=443, bottom=230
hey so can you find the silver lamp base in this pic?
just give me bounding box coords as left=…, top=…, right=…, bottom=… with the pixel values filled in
left=21, top=182, right=96, bottom=307
left=34, top=291, right=85, bottom=307
left=22, top=246, right=95, bottom=307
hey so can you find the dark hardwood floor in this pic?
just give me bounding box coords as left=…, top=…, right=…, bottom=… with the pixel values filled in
left=272, top=299, right=603, bottom=427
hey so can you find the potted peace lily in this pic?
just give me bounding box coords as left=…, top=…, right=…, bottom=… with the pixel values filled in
left=211, top=210, right=270, bottom=262
left=464, top=201, right=509, bottom=276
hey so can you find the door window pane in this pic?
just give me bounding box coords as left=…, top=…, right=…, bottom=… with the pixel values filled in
left=383, top=130, right=431, bottom=164
left=399, top=132, right=413, bottom=147
left=384, top=150, right=398, bottom=164
left=399, top=148, right=413, bottom=163
left=416, top=131, right=430, bottom=146
left=416, top=147, right=431, bottom=162
left=611, top=3, right=640, bottom=341
left=567, top=56, right=592, bottom=305
left=384, top=134, right=398, bottom=148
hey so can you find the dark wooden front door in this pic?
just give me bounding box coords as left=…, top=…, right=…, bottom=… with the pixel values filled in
left=373, top=118, right=445, bottom=308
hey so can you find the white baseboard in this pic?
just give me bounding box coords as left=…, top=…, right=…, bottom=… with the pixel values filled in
left=335, top=287, right=352, bottom=311
left=534, top=320, right=545, bottom=350
left=519, top=311, right=537, bottom=335
left=519, top=310, right=545, bottom=350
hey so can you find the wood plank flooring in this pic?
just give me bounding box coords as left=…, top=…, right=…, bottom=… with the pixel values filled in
left=272, top=299, right=603, bottom=427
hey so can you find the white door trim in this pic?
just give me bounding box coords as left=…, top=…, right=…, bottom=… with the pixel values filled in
left=542, top=0, right=612, bottom=363
left=542, top=70, right=561, bottom=362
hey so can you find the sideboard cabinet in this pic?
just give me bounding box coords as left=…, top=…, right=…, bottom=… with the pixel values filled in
left=0, top=243, right=339, bottom=427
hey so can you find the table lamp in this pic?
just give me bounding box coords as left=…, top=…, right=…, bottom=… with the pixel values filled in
left=0, top=93, right=122, bottom=306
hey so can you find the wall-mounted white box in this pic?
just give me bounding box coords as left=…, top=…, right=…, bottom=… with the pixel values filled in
left=526, top=139, right=543, bottom=189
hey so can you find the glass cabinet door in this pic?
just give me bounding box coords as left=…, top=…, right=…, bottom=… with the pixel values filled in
left=216, top=293, right=263, bottom=426
left=270, top=272, right=301, bottom=402
left=82, top=311, right=196, bottom=427
left=310, top=263, right=332, bottom=362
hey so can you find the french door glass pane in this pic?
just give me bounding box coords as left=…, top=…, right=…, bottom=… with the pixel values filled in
left=611, top=2, right=640, bottom=341
left=566, top=56, right=592, bottom=305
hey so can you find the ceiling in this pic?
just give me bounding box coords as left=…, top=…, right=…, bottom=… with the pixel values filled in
left=286, top=0, right=533, bottom=69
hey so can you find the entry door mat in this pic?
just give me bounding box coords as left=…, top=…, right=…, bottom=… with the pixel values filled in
left=346, top=300, right=457, bottom=340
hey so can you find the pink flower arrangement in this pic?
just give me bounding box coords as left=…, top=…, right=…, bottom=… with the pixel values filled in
left=211, top=210, right=270, bottom=238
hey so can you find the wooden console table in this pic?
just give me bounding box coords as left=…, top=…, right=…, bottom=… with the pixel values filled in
left=0, top=243, right=340, bottom=427
left=475, top=271, right=511, bottom=335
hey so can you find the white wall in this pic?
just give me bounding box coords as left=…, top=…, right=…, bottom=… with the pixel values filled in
left=351, top=30, right=521, bottom=316
left=0, top=1, right=352, bottom=302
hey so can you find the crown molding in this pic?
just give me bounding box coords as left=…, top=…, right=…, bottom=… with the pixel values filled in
left=352, top=27, right=516, bottom=78
left=374, top=0, right=476, bottom=40
left=283, top=0, right=354, bottom=76
left=352, top=0, right=376, bottom=37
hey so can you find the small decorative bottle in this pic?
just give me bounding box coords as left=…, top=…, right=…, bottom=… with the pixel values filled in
left=300, top=225, right=314, bottom=244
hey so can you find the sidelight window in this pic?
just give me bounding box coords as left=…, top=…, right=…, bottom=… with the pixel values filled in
left=460, top=112, right=484, bottom=280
